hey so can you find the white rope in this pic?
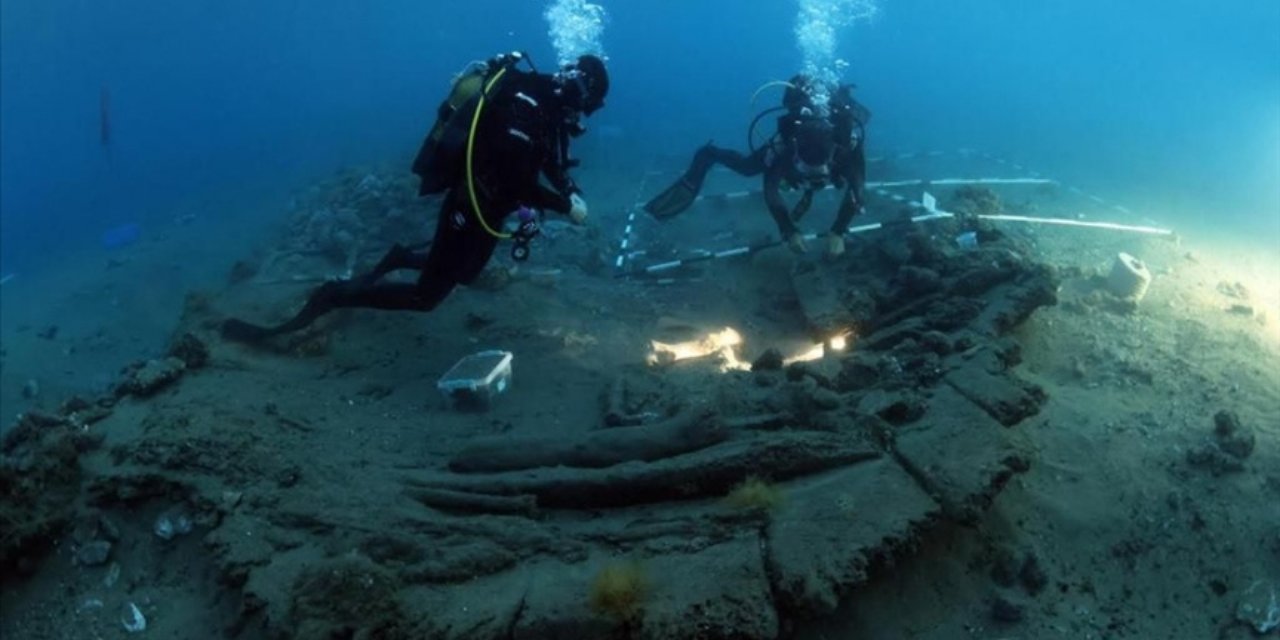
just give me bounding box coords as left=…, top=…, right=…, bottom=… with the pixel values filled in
left=976, top=214, right=1174, bottom=236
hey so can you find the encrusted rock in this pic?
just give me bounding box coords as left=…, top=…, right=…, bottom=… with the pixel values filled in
left=895, top=266, right=942, bottom=297
left=1187, top=410, right=1255, bottom=475
left=752, top=348, right=784, bottom=372
left=990, top=595, right=1024, bottom=623
left=117, top=358, right=187, bottom=397
left=856, top=390, right=926, bottom=425
left=1235, top=580, right=1279, bottom=635
left=167, top=332, right=210, bottom=369
left=1214, top=411, right=1255, bottom=459
left=75, top=540, right=112, bottom=567
left=809, top=387, right=842, bottom=411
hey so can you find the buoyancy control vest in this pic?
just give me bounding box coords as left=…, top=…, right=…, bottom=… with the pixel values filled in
left=410, top=53, right=529, bottom=196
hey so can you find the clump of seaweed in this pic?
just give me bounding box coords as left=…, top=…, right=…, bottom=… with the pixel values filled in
left=724, top=476, right=786, bottom=512
left=589, top=559, right=649, bottom=623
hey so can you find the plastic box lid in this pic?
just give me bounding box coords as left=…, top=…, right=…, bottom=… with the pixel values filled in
left=437, top=350, right=513, bottom=393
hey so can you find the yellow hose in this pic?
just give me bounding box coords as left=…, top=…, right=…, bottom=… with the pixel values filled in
left=466, top=67, right=511, bottom=239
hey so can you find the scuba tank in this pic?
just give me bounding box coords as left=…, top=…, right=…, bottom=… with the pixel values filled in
left=747, top=77, right=871, bottom=155
left=746, top=76, right=838, bottom=154
left=411, top=53, right=531, bottom=196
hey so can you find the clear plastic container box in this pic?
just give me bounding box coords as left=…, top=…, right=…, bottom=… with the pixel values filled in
left=436, top=350, right=513, bottom=409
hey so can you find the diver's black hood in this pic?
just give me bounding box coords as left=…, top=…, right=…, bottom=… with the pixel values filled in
left=563, top=54, right=609, bottom=116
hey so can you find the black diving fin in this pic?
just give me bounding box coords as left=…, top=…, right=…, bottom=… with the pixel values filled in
left=221, top=281, right=347, bottom=344
left=643, top=175, right=700, bottom=220
left=221, top=318, right=278, bottom=344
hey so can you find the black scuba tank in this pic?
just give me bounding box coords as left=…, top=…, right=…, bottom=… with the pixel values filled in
left=411, top=55, right=525, bottom=196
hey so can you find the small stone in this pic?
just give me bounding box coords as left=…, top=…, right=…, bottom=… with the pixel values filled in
left=103, top=562, right=121, bottom=588
left=97, top=515, right=121, bottom=541
left=990, top=596, right=1024, bottom=623
left=751, top=348, right=784, bottom=372
left=1217, top=281, right=1251, bottom=300
left=1189, top=411, right=1256, bottom=475
left=896, top=266, right=942, bottom=296
left=121, top=602, right=147, bottom=633
left=1235, top=580, right=1279, bottom=634
left=1214, top=411, right=1255, bottom=460
left=920, top=331, right=952, bottom=355
left=1186, top=445, right=1244, bottom=476
left=118, top=357, right=187, bottom=397
left=1019, top=553, right=1048, bottom=595
left=856, top=390, right=925, bottom=425
left=167, top=332, right=209, bottom=369
left=221, top=490, right=243, bottom=509
left=464, top=312, right=494, bottom=331
left=154, top=514, right=175, bottom=540
left=155, top=508, right=194, bottom=540
left=71, top=404, right=114, bottom=430
left=59, top=396, right=93, bottom=414
left=332, top=229, right=355, bottom=247
left=989, top=548, right=1019, bottom=587
left=76, top=541, right=112, bottom=566
left=1069, top=356, right=1088, bottom=379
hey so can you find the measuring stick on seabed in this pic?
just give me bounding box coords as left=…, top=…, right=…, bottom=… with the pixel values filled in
left=623, top=191, right=1174, bottom=277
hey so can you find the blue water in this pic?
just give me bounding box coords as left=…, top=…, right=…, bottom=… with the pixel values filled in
left=1, top=0, right=1277, bottom=276
left=100, top=222, right=140, bottom=250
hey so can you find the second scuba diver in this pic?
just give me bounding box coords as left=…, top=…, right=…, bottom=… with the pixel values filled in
left=644, top=75, right=869, bottom=258
left=223, top=52, right=609, bottom=342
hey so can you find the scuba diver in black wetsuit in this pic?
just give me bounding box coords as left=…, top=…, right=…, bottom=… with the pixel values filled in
left=644, top=74, right=869, bottom=258
left=223, top=52, right=609, bottom=343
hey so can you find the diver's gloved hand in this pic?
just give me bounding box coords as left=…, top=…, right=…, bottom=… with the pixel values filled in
left=823, top=231, right=846, bottom=258
left=569, top=193, right=589, bottom=224
left=786, top=231, right=808, bottom=254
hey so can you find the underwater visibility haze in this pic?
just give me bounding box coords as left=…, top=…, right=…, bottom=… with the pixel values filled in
left=1, top=0, right=1278, bottom=638
left=2, top=0, right=1277, bottom=274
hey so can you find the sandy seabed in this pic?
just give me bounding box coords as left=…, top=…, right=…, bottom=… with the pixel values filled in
left=1, top=159, right=1277, bottom=640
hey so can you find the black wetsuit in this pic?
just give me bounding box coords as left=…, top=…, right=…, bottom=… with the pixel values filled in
left=347, top=67, right=580, bottom=311
left=225, top=65, right=582, bottom=340
left=681, top=92, right=867, bottom=239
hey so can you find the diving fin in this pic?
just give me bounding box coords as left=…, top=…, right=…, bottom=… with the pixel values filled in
left=221, top=318, right=279, bottom=343
left=643, top=176, right=699, bottom=220
left=221, top=281, right=346, bottom=344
